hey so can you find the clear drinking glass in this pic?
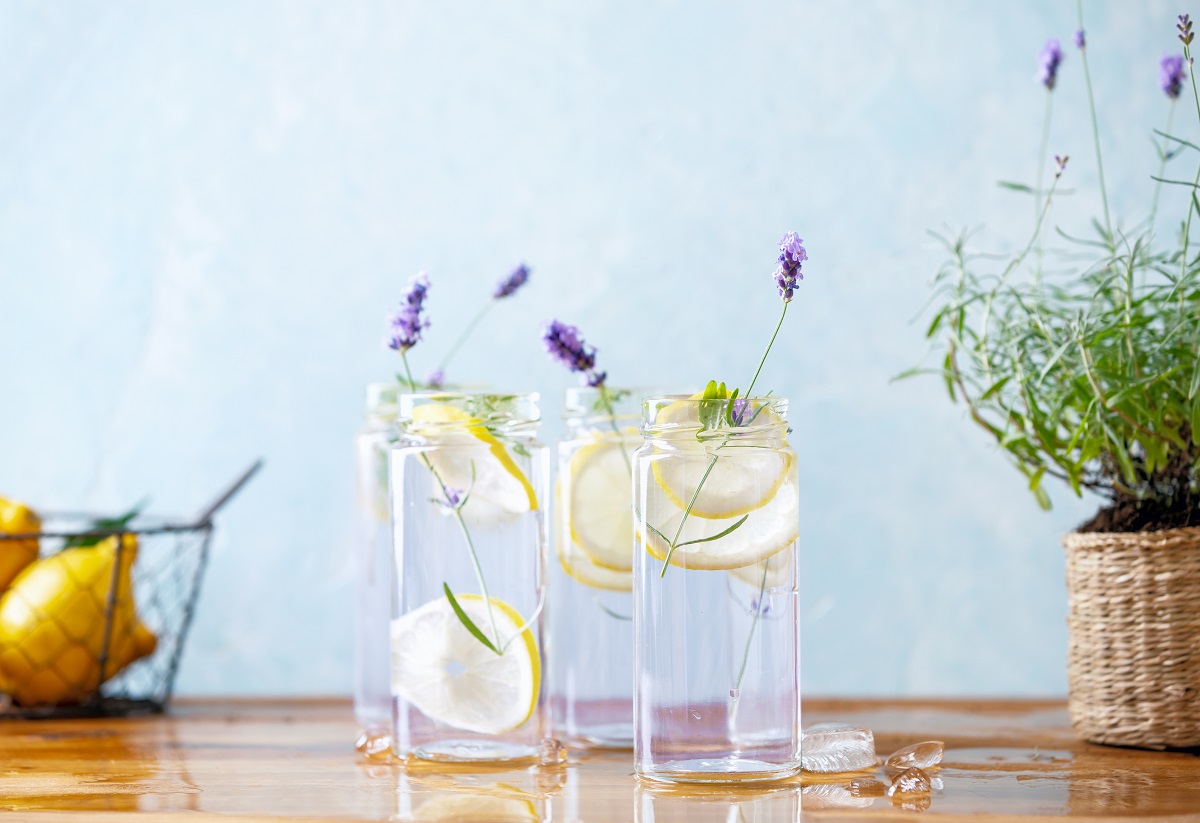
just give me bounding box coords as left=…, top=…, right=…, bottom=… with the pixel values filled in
left=390, top=391, right=551, bottom=763
left=633, top=395, right=800, bottom=783
left=549, top=386, right=641, bottom=748
left=353, top=382, right=401, bottom=746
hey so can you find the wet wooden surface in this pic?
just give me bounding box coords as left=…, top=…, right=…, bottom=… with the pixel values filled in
left=0, top=699, right=1197, bottom=820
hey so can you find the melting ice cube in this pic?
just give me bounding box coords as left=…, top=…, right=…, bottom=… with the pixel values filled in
left=885, top=740, right=945, bottom=770
left=801, top=723, right=876, bottom=773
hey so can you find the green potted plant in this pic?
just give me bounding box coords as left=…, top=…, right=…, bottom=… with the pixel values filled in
left=908, top=7, right=1200, bottom=749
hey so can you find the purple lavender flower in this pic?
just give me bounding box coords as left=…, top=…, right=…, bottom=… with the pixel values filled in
left=386, top=273, right=431, bottom=352
left=1179, top=14, right=1195, bottom=47
left=1038, top=39, right=1064, bottom=90
left=1074, top=29, right=1085, bottom=49
left=542, top=319, right=604, bottom=386
left=426, top=369, right=445, bottom=389
left=439, top=487, right=463, bottom=510
left=493, top=264, right=530, bottom=300
left=773, top=231, right=807, bottom=303
left=1162, top=54, right=1188, bottom=99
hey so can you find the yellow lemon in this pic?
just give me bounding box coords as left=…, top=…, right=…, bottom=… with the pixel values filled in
left=0, top=534, right=157, bottom=706
left=0, top=496, right=40, bottom=592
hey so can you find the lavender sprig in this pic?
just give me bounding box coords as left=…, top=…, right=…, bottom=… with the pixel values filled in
left=438, top=263, right=532, bottom=379
left=542, top=320, right=631, bottom=473
left=1162, top=54, right=1187, bottom=99
left=385, top=273, right=431, bottom=355
left=656, top=232, right=807, bottom=578
left=493, top=264, right=530, bottom=299
left=1038, top=39, right=1064, bottom=90
left=542, top=320, right=603, bottom=386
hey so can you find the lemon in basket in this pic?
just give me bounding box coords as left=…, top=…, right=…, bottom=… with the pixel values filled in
left=0, top=496, right=41, bottom=592
left=0, top=534, right=158, bottom=706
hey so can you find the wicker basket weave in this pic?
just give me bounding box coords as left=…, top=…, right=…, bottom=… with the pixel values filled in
left=1063, top=526, right=1200, bottom=749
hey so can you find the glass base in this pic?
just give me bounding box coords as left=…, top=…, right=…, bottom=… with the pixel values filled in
left=412, top=739, right=540, bottom=764
left=573, top=722, right=634, bottom=750
left=639, top=757, right=801, bottom=784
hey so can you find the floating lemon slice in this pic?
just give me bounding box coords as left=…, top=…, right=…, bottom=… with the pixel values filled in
left=391, top=595, right=540, bottom=735
left=410, top=404, right=538, bottom=514
left=565, top=433, right=637, bottom=572
left=729, top=548, right=795, bottom=590
left=641, top=478, right=798, bottom=571
left=555, top=481, right=632, bottom=592
left=649, top=399, right=789, bottom=520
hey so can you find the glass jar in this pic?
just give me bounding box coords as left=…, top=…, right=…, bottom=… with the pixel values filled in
left=390, top=391, right=551, bottom=763
left=548, top=386, right=641, bottom=748
left=632, top=395, right=799, bottom=783
left=353, top=382, right=402, bottom=746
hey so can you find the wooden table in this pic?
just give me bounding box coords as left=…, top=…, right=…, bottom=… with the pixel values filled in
left=0, top=699, right=1197, bottom=821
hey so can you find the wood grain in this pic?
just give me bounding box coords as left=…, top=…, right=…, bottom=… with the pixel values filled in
left=0, top=699, right=1196, bottom=820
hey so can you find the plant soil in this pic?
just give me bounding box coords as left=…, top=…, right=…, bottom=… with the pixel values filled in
left=1077, top=494, right=1200, bottom=534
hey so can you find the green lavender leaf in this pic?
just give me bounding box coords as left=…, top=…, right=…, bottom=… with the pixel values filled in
left=443, top=583, right=500, bottom=655
left=673, top=515, right=749, bottom=549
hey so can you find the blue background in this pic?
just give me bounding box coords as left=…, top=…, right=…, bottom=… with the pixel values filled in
left=0, top=1, right=1187, bottom=695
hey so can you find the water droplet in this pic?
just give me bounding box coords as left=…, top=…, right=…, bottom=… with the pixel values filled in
left=355, top=729, right=392, bottom=760
left=691, top=711, right=702, bottom=720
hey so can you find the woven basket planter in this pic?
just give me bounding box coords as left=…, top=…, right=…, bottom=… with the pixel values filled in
left=1063, top=526, right=1200, bottom=749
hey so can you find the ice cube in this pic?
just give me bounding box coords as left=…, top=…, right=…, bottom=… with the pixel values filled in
left=887, top=766, right=933, bottom=796
left=801, top=723, right=876, bottom=773
left=885, top=740, right=945, bottom=770
left=538, top=737, right=568, bottom=766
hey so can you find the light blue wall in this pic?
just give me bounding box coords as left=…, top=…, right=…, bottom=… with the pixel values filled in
left=0, top=1, right=1185, bottom=695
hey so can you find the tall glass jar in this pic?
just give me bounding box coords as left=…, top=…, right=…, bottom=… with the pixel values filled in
left=353, top=382, right=401, bottom=746
left=549, top=386, right=641, bottom=748
left=390, top=391, right=550, bottom=763
left=632, top=395, right=799, bottom=783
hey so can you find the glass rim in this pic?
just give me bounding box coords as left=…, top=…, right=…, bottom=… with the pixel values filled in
left=398, top=390, right=541, bottom=425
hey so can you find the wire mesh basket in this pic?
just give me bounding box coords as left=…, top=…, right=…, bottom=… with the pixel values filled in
left=0, top=462, right=260, bottom=719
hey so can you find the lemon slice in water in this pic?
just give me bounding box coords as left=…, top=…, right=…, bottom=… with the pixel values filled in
left=565, top=433, right=637, bottom=572
left=649, top=397, right=789, bottom=520
left=641, top=477, right=798, bottom=571
left=555, top=482, right=632, bottom=592
left=391, top=595, right=540, bottom=735
left=410, top=404, right=538, bottom=514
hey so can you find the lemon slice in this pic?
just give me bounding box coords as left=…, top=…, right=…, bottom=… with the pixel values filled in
left=729, top=549, right=794, bottom=590
left=555, top=486, right=632, bottom=593
left=641, top=478, right=798, bottom=571
left=413, top=794, right=539, bottom=822
left=410, top=404, right=538, bottom=514
left=391, top=595, right=540, bottom=734
left=649, top=396, right=789, bottom=520
left=651, top=447, right=790, bottom=521
left=565, top=433, right=637, bottom=571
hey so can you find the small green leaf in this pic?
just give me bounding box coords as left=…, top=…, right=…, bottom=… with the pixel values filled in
left=724, top=387, right=741, bottom=426
left=443, top=583, right=500, bottom=655
left=64, top=502, right=147, bottom=549
left=1191, top=394, right=1200, bottom=447
left=942, top=352, right=956, bottom=401
left=674, top=515, right=749, bottom=549
left=997, top=181, right=1035, bottom=193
